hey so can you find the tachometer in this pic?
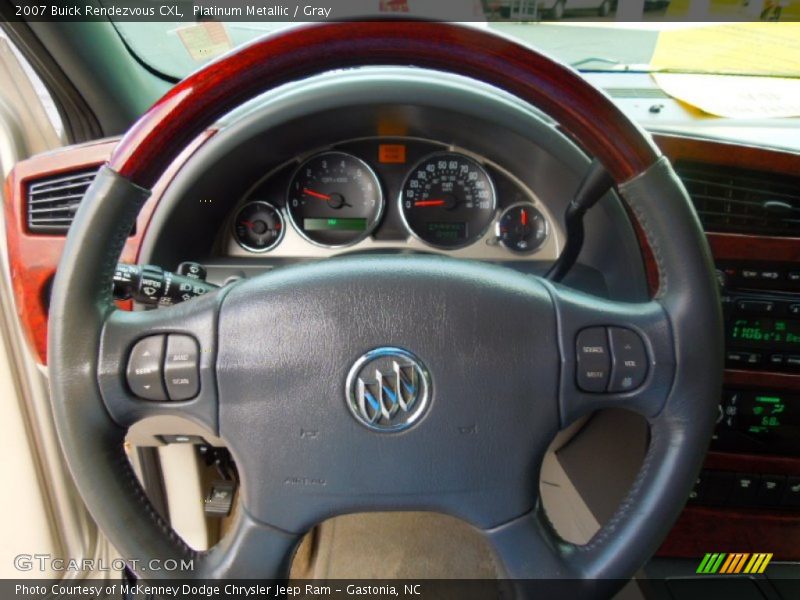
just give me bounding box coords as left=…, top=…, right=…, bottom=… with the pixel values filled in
left=400, top=152, right=496, bottom=248
left=287, top=151, right=383, bottom=247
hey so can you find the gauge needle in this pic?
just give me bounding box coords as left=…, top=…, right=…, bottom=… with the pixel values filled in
left=414, top=199, right=446, bottom=207
left=240, top=220, right=254, bottom=228
left=521, top=208, right=528, bottom=226
left=303, top=188, right=332, bottom=201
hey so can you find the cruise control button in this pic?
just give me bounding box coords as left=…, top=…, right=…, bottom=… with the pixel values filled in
left=126, top=335, right=167, bottom=401
left=608, top=327, right=648, bottom=392
left=576, top=327, right=610, bottom=393
left=164, top=334, right=200, bottom=401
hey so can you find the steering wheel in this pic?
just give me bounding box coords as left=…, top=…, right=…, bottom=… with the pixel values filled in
left=49, top=22, right=722, bottom=595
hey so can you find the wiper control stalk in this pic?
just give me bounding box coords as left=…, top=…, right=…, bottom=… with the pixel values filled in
left=113, top=262, right=218, bottom=307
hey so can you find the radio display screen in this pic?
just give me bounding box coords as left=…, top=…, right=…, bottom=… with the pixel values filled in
left=728, top=317, right=800, bottom=349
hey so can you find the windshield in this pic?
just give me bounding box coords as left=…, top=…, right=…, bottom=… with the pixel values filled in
left=110, top=11, right=800, bottom=120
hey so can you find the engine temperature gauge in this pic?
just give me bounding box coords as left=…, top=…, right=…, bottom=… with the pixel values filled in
left=496, top=203, right=548, bottom=254
left=233, top=201, right=284, bottom=253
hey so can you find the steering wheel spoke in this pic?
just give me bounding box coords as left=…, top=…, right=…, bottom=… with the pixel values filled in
left=96, top=289, right=225, bottom=431
left=546, top=283, right=676, bottom=426
left=484, top=508, right=575, bottom=580
left=197, top=509, right=301, bottom=579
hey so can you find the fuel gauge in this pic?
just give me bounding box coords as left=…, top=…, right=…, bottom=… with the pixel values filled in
left=496, top=203, right=548, bottom=254
left=233, top=201, right=284, bottom=253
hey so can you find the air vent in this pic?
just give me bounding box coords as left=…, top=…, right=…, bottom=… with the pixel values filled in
left=26, top=168, right=99, bottom=233
left=676, top=161, right=800, bottom=237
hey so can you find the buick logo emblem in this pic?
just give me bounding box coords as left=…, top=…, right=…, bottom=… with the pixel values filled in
left=346, top=347, right=431, bottom=432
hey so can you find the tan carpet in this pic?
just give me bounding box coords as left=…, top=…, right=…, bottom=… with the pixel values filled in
left=291, top=512, right=501, bottom=579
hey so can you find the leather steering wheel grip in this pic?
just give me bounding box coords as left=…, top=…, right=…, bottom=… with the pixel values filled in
left=48, top=21, right=723, bottom=589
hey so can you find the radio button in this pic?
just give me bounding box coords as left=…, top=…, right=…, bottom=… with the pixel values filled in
left=164, top=334, right=200, bottom=401
left=789, top=304, right=800, bottom=316
left=726, top=351, right=762, bottom=366
left=126, top=335, right=167, bottom=401
left=576, top=328, right=610, bottom=393
left=782, top=477, right=800, bottom=508
left=729, top=473, right=759, bottom=507
left=736, top=300, right=774, bottom=314
left=788, top=271, right=800, bottom=283
left=770, top=354, right=786, bottom=367
left=608, top=327, right=648, bottom=392
left=785, top=355, right=800, bottom=369
left=759, top=270, right=781, bottom=281
left=757, top=475, right=786, bottom=507
left=715, top=269, right=727, bottom=289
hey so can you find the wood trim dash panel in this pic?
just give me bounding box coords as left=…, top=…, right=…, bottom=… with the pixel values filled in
left=656, top=453, right=800, bottom=559
left=653, top=132, right=800, bottom=560
left=4, top=139, right=119, bottom=364
left=657, top=505, right=800, bottom=560
left=3, top=131, right=215, bottom=364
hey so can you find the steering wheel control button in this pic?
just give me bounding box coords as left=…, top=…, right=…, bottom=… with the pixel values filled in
left=346, top=347, right=431, bottom=432
left=608, top=327, right=648, bottom=392
left=164, top=334, right=200, bottom=401
left=576, top=327, right=610, bottom=393
left=126, top=336, right=167, bottom=401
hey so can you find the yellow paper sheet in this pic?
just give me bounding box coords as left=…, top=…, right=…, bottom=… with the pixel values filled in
left=651, top=23, right=800, bottom=77
left=176, top=22, right=232, bottom=62
left=653, top=72, right=800, bottom=118
left=650, top=23, right=800, bottom=118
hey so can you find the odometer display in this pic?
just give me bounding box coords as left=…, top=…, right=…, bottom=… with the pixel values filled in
left=426, top=221, right=468, bottom=242
left=287, top=151, right=383, bottom=247
left=400, top=152, right=496, bottom=249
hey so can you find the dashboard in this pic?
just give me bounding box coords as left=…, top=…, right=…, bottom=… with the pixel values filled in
left=222, top=137, right=559, bottom=261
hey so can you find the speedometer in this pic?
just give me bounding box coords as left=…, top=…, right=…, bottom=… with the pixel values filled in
left=287, top=151, right=383, bottom=247
left=399, top=152, right=496, bottom=249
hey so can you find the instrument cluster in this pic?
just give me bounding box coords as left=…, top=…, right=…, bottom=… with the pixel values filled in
left=224, top=138, right=558, bottom=260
